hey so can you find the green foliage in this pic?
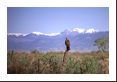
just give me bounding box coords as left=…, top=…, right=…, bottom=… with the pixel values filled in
left=65, top=57, right=76, bottom=73
left=80, top=57, right=101, bottom=74
left=94, top=37, right=109, bottom=52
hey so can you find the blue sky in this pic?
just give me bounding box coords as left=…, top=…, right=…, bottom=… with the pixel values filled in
left=7, top=7, right=109, bottom=34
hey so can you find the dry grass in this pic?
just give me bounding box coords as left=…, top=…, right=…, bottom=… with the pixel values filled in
left=7, top=50, right=109, bottom=74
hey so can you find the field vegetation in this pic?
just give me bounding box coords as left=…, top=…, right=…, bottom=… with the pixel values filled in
left=7, top=50, right=109, bottom=74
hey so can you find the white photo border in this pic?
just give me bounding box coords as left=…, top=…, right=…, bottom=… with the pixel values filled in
left=0, top=0, right=116, bottom=81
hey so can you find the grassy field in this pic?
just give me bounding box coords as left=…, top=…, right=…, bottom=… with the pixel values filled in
left=7, top=50, right=109, bottom=74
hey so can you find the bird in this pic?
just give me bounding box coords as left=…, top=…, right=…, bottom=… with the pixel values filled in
left=62, top=37, right=71, bottom=64
left=65, top=37, right=70, bottom=51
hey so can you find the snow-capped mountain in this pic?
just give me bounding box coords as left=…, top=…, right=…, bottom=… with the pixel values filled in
left=70, top=28, right=98, bottom=33
left=72, top=28, right=85, bottom=33
left=8, top=28, right=100, bottom=37
left=8, top=32, right=61, bottom=37
left=31, top=32, right=44, bottom=35
left=85, top=28, right=99, bottom=33
left=61, top=28, right=99, bottom=35
left=7, top=28, right=109, bottom=52
left=8, top=33, right=27, bottom=37
left=30, top=32, right=61, bottom=36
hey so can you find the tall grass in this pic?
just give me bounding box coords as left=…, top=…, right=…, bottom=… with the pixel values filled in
left=7, top=50, right=109, bottom=74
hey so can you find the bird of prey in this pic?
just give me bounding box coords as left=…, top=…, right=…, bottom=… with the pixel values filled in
left=65, top=37, right=70, bottom=51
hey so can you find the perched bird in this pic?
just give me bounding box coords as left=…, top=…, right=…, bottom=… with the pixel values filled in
left=65, top=37, right=70, bottom=51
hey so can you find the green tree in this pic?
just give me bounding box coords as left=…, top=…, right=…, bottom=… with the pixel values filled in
left=94, top=37, right=109, bottom=52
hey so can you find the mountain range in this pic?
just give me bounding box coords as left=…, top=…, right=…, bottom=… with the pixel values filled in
left=7, top=28, right=109, bottom=52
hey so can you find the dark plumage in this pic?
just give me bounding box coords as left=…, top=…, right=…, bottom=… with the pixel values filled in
left=65, top=37, right=70, bottom=51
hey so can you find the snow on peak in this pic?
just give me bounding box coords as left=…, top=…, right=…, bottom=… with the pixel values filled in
left=8, top=32, right=60, bottom=37
left=32, top=32, right=60, bottom=36
left=85, top=28, right=99, bottom=33
left=72, top=28, right=85, bottom=33
left=45, top=33, right=60, bottom=36
left=71, top=28, right=99, bottom=33
left=31, top=32, right=44, bottom=35
left=8, top=33, right=27, bottom=37
left=8, top=28, right=99, bottom=37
